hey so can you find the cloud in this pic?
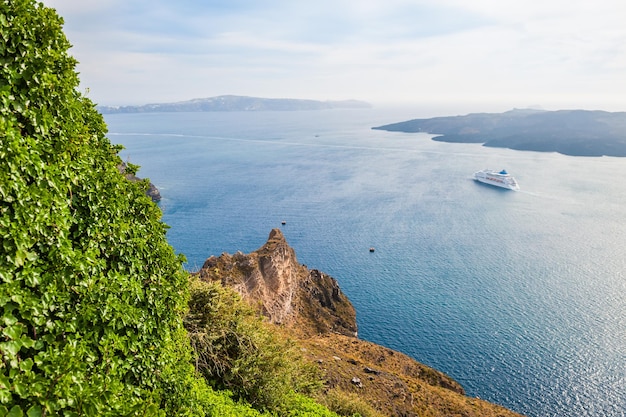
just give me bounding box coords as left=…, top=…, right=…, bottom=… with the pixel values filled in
left=42, top=0, right=626, bottom=110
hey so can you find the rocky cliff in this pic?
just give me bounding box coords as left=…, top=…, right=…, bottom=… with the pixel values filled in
left=118, top=162, right=161, bottom=202
left=195, top=229, right=524, bottom=417
left=195, top=228, right=357, bottom=337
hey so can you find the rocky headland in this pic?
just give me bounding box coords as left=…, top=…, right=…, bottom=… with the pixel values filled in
left=195, top=228, right=357, bottom=338
left=373, top=108, right=626, bottom=157
left=195, top=229, right=525, bottom=417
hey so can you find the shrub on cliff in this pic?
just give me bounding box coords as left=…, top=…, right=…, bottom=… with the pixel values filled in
left=185, top=278, right=323, bottom=413
left=0, top=1, right=206, bottom=414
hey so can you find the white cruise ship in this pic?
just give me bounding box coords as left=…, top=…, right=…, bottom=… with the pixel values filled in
left=474, top=169, right=520, bottom=190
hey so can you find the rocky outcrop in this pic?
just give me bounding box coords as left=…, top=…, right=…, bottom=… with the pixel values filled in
left=195, top=228, right=357, bottom=337
left=118, top=162, right=161, bottom=202
left=143, top=183, right=161, bottom=202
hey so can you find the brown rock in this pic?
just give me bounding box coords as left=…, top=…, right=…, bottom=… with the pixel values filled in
left=195, top=229, right=357, bottom=337
left=117, top=162, right=161, bottom=202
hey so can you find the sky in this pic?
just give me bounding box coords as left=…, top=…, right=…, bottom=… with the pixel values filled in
left=41, top=0, right=626, bottom=112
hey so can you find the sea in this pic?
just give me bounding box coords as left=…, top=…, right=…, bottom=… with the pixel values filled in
left=105, top=107, right=626, bottom=417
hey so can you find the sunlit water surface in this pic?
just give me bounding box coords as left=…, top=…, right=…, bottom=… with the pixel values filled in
left=106, top=108, right=626, bottom=417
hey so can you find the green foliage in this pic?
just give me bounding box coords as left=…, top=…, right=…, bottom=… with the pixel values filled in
left=185, top=278, right=324, bottom=413
left=318, top=389, right=384, bottom=417
left=281, top=393, right=347, bottom=417
left=0, top=0, right=203, bottom=414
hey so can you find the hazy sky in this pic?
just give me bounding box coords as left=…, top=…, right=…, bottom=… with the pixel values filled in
left=42, top=0, right=626, bottom=111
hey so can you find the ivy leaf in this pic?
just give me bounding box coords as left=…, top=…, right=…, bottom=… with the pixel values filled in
left=19, top=358, right=34, bottom=372
left=14, top=382, right=28, bottom=398
left=0, top=341, right=21, bottom=357
left=2, top=324, right=24, bottom=340
left=0, top=389, right=11, bottom=403
left=26, top=406, right=42, bottom=417
left=26, top=405, right=43, bottom=417
left=6, top=405, right=24, bottom=417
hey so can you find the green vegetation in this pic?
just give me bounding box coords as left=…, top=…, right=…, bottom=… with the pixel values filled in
left=185, top=279, right=322, bottom=412
left=0, top=0, right=202, bottom=414
left=0, top=1, right=345, bottom=416
left=318, top=390, right=385, bottom=417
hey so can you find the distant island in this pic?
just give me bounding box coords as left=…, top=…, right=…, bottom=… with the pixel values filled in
left=373, top=108, right=626, bottom=157
left=98, top=95, right=371, bottom=114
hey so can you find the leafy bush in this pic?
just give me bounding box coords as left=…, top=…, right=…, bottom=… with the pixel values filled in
left=281, top=392, right=348, bottom=417
left=0, top=1, right=203, bottom=414
left=185, top=278, right=323, bottom=413
left=319, top=389, right=385, bottom=417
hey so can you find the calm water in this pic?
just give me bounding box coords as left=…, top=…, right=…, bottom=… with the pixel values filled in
left=106, top=108, right=626, bottom=417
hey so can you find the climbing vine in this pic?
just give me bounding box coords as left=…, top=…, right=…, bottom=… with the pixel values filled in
left=0, top=1, right=197, bottom=415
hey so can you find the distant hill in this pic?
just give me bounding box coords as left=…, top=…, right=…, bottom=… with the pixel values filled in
left=373, top=108, right=626, bottom=157
left=98, top=95, right=371, bottom=113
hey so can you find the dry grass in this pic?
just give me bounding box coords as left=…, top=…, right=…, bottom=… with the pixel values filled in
left=294, top=333, right=526, bottom=417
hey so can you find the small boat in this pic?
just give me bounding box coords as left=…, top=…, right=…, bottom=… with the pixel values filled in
left=474, top=169, right=520, bottom=191
left=369, top=247, right=375, bottom=252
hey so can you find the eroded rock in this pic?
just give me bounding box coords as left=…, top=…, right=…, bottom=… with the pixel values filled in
left=195, top=229, right=357, bottom=337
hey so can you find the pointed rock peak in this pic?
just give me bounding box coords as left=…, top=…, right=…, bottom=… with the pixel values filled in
left=257, top=228, right=291, bottom=256
left=268, top=228, right=285, bottom=242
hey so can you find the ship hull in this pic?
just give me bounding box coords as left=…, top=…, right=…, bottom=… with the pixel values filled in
left=474, top=169, right=520, bottom=191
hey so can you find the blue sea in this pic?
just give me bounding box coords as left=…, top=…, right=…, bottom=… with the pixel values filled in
left=105, top=108, right=626, bottom=417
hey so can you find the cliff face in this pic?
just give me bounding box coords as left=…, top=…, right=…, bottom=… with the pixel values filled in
left=195, top=228, right=357, bottom=337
